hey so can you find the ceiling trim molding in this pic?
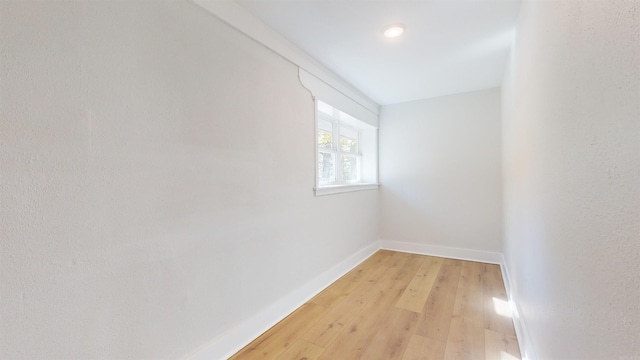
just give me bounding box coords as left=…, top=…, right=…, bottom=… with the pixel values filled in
left=191, top=0, right=380, bottom=115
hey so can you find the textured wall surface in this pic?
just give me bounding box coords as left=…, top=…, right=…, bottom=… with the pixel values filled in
left=502, top=0, right=640, bottom=358
left=379, top=88, right=503, bottom=252
left=0, top=2, right=378, bottom=359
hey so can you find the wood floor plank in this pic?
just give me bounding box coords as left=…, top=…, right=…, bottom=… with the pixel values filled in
left=229, top=303, right=328, bottom=360
left=301, top=265, right=390, bottom=347
left=274, top=339, right=325, bottom=360
left=360, top=308, right=420, bottom=360
left=442, top=258, right=463, bottom=267
left=482, top=264, right=517, bottom=336
left=386, top=253, right=429, bottom=290
left=304, top=252, right=409, bottom=348
left=484, top=329, right=521, bottom=360
left=310, top=250, right=393, bottom=307
left=299, top=296, right=362, bottom=347
left=402, top=334, right=447, bottom=360
left=415, top=264, right=462, bottom=342
left=443, top=261, right=485, bottom=360
left=396, top=257, right=443, bottom=313
left=318, top=254, right=425, bottom=360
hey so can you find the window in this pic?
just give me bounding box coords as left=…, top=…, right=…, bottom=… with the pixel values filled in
left=315, top=99, right=378, bottom=195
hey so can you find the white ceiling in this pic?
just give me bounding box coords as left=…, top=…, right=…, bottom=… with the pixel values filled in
left=235, top=0, right=521, bottom=105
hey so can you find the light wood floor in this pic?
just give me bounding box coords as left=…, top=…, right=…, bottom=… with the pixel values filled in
left=230, top=250, right=521, bottom=360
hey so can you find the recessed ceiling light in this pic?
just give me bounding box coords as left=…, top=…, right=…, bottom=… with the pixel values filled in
left=383, top=23, right=405, bottom=38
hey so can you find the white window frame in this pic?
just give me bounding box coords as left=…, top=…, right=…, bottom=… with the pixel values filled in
left=317, top=114, right=362, bottom=185
left=314, top=99, right=379, bottom=196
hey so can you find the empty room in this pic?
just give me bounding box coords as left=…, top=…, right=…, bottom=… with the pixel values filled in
left=1, top=0, right=638, bottom=359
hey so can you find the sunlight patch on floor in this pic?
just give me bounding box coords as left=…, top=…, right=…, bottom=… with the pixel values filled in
left=492, top=297, right=512, bottom=318
left=501, top=350, right=520, bottom=360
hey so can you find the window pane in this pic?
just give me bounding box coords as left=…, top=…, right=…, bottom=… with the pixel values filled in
left=318, top=118, right=334, bottom=150
left=318, top=130, right=333, bottom=150
left=340, top=135, right=357, bottom=154
left=340, top=126, right=358, bottom=154
left=341, top=155, right=359, bottom=182
left=318, top=152, right=336, bottom=183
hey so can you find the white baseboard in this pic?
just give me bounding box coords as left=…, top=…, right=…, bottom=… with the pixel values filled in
left=380, top=239, right=503, bottom=264
left=185, top=241, right=380, bottom=360
left=500, top=256, right=537, bottom=360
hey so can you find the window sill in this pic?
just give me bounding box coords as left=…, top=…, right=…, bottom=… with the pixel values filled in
left=314, top=183, right=380, bottom=196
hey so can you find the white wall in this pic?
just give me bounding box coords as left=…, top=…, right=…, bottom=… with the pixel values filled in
left=502, top=0, right=640, bottom=358
left=379, top=88, right=503, bottom=253
left=0, top=2, right=378, bottom=359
